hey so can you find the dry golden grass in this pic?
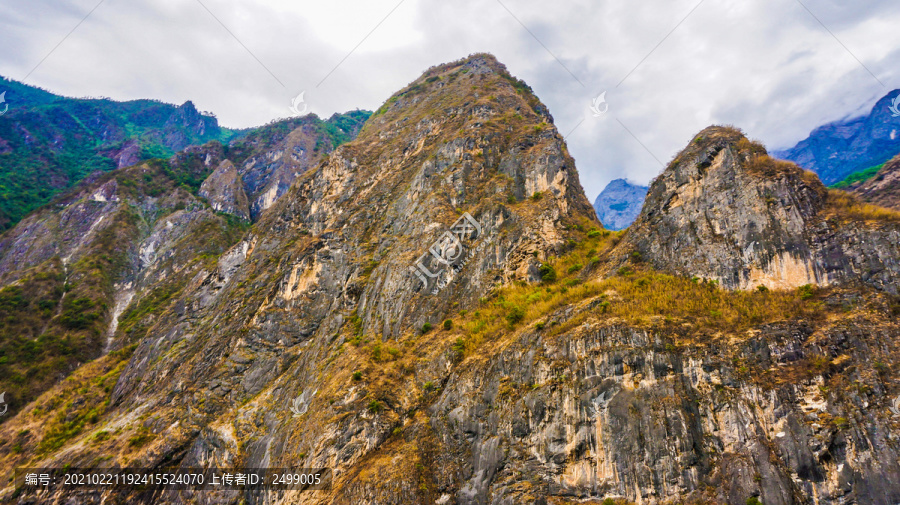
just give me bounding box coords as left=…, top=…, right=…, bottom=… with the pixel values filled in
left=825, top=188, right=900, bottom=223
left=447, top=228, right=833, bottom=356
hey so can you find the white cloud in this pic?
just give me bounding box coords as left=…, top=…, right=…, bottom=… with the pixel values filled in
left=0, top=0, right=898, bottom=201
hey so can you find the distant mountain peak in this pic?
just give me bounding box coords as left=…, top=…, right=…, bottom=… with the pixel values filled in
left=593, top=178, right=647, bottom=230
left=774, top=88, right=900, bottom=184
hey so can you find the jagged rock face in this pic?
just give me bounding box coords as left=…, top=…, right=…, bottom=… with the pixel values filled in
left=0, top=144, right=251, bottom=422
left=3, top=59, right=900, bottom=505
left=849, top=153, right=900, bottom=211
left=0, top=53, right=598, bottom=504
left=420, top=301, right=900, bottom=505
left=161, top=101, right=219, bottom=152
left=774, top=89, right=900, bottom=185
left=227, top=112, right=370, bottom=220
left=593, top=178, right=647, bottom=230
left=0, top=113, right=367, bottom=420
left=618, top=127, right=900, bottom=293
left=239, top=122, right=326, bottom=219
left=200, top=160, right=251, bottom=220
left=243, top=54, right=596, bottom=338
left=0, top=84, right=230, bottom=230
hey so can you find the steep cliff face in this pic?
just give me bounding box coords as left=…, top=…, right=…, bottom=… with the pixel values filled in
left=774, top=89, right=900, bottom=185
left=0, top=108, right=371, bottom=421
left=847, top=153, right=900, bottom=211
left=0, top=144, right=253, bottom=421
left=1, top=58, right=899, bottom=505
left=199, top=160, right=251, bottom=220
left=593, top=178, right=648, bottom=230
left=617, top=126, right=900, bottom=293
left=226, top=111, right=371, bottom=219
left=0, top=53, right=601, bottom=503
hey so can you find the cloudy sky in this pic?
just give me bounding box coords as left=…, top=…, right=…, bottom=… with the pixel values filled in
left=2, top=0, right=899, bottom=201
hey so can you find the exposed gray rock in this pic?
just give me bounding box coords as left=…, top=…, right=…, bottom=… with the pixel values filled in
left=617, top=126, right=900, bottom=293
left=3, top=56, right=900, bottom=505
left=199, top=160, right=251, bottom=220
left=848, top=153, right=900, bottom=211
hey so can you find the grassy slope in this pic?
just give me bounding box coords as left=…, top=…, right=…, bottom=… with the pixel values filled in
left=830, top=162, right=887, bottom=189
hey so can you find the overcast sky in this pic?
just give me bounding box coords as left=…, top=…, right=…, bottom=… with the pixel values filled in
left=2, top=0, right=899, bottom=201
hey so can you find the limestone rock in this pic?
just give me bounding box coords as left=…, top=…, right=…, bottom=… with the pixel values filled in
left=616, top=126, right=900, bottom=293
left=199, top=160, right=251, bottom=220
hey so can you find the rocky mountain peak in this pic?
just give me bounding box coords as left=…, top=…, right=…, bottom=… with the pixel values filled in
left=617, top=125, right=900, bottom=292
left=199, top=159, right=250, bottom=220
left=4, top=60, right=900, bottom=505
left=255, top=52, right=597, bottom=337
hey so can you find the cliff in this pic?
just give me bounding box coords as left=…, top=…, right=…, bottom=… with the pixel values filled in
left=0, top=57, right=899, bottom=505
left=616, top=126, right=900, bottom=293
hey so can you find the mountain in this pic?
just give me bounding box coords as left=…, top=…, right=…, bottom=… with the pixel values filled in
left=773, top=89, right=900, bottom=185
left=1, top=56, right=900, bottom=505
left=592, top=178, right=648, bottom=230
left=0, top=76, right=239, bottom=230
left=844, top=153, right=900, bottom=211
left=617, top=126, right=900, bottom=292
left=0, top=110, right=368, bottom=422
left=0, top=75, right=370, bottom=230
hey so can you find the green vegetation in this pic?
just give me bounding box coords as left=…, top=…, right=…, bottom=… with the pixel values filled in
left=538, top=263, right=557, bottom=283
left=830, top=162, right=886, bottom=189
left=33, top=344, right=135, bottom=454
left=0, top=77, right=369, bottom=231
left=127, top=427, right=156, bottom=448
left=0, top=80, right=239, bottom=230
left=798, top=284, right=816, bottom=300
left=0, top=262, right=110, bottom=422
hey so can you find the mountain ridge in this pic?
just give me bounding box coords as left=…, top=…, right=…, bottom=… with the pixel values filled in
left=617, top=125, right=900, bottom=292
left=0, top=76, right=369, bottom=230
left=0, top=55, right=899, bottom=505
left=774, top=89, right=900, bottom=185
